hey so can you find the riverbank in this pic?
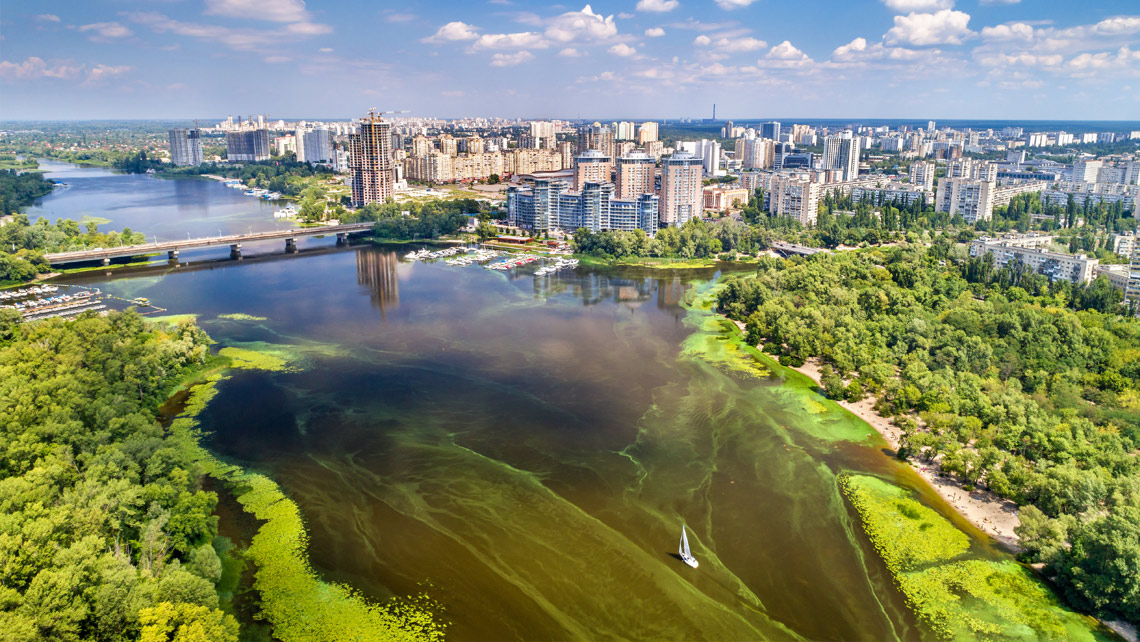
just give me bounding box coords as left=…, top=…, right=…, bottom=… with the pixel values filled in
left=575, top=254, right=752, bottom=269
left=731, top=320, right=1023, bottom=550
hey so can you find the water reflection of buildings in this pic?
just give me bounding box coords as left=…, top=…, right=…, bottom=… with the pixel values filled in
left=356, top=249, right=399, bottom=318
left=656, top=276, right=684, bottom=309
left=531, top=271, right=659, bottom=308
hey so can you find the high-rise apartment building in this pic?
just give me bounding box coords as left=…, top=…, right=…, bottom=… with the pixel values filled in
left=680, top=139, right=722, bottom=176
left=759, top=121, right=781, bottom=141
left=935, top=177, right=994, bottom=224
left=349, top=112, right=395, bottom=208
left=296, top=128, right=332, bottom=163
left=168, top=128, right=204, bottom=166
left=573, top=150, right=613, bottom=190
left=768, top=176, right=821, bottom=226
left=578, top=123, right=615, bottom=159
left=225, top=129, right=270, bottom=162
left=1072, top=159, right=1102, bottom=183
left=739, top=138, right=774, bottom=170
left=822, top=131, right=860, bottom=181
left=908, top=160, right=935, bottom=191
left=638, top=122, right=659, bottom=144
left=659, top=152, right=703, bottom=226
left=1127, top=235, right=1140, bottom=304
left=616, top=151, right=655, bottom=200
left=438, top=134, right=458, bottom=157
left=616, top=121, right=637, bottom=141
left=411, top=135, right=432, bottom=158
left=507, top=179, right=658, bottom=235
left=530, top=121, right=557, bottom=145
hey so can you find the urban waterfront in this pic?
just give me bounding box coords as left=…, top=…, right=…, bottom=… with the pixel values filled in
left=46, top=163, right=1058, bottom=641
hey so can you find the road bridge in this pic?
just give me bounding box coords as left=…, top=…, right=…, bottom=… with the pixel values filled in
left=43, top=223, right=374, bottom=266
left=771, top=241, right=829, bottom=257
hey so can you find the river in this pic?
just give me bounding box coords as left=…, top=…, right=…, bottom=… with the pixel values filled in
left=26, top=158, right=293, bottom=244
left=46, top=161, right=1033, bottom=641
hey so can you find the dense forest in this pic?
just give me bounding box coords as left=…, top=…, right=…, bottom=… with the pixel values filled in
left=338, top=198, right=486, bottom=240
left=572, top=218, right=777, bottom=260
left=0, top=169, right=55, bottom=219
left=0, top=310, right=240, bottom=641
left=715, top=244, right=1140, bottom=625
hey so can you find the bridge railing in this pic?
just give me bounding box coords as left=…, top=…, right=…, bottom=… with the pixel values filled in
left=43, top=223, right=375, bottom=263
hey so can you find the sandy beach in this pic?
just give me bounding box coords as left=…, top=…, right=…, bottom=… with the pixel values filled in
left=793, top=355, right=1023, bottom=550
left=732, top=319, right=1023, bottom=550
left=796, top=355, right=1023, bottom=549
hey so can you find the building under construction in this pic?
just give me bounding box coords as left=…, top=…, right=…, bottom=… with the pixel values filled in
left=349, top=111, right=395, bottom=208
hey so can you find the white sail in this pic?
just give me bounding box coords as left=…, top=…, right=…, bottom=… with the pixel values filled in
left=679, top=525, right=698, bottom=568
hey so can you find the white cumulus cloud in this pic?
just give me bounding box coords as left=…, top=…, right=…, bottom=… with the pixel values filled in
left=767, top=40, right=808, bottom=60
left=696, top=35, right=767, bottom=52
left=490, top=51, right=534, bottom=66
left=471, top=32, right=547, bottom=50
left=980, top=22, right=1034, bottom=41
left=881, top=0, right=953, bottom=12
left=885, top=9, right=973, bottom=46
left=0, top=57, right=82, bottom=80
left=714, top=0, right=757, bottom=9
left=609, top=43, right=637, bottom=56
left=645, top=27, right=666, bottom=37
left=423, top=21, right=480, bottom=42
left=545, top=5, right=618, bottom=43
left=77, top=22, right=133, bottom=39
left=636, top=0, right=679, bottom=12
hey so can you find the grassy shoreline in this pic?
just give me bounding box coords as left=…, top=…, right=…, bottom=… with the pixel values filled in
left=574, top=254, right=753, bottom=269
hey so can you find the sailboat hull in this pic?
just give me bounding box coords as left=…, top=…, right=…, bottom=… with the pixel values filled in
left=682, top=557, right=699, bottom=569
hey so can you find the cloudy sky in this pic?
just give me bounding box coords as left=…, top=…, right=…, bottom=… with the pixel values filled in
left=2, top=0, right=1139, bottom=120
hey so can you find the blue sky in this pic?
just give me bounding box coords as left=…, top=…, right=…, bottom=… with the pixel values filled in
left=2, top=0, right=1139, bottom=120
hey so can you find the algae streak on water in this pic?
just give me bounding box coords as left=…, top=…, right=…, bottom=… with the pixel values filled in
left=681, top=280, right=877, bottom=445
left=171, top=346, right=446, bottom=642
left=840, top=474, right=1113, bottom=642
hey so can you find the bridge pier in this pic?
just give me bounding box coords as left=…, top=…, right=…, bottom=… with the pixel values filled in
left=336, top=232, right=348, bottom=246
left=285, top=237, right=297, bottom=253
left=168, top=249, right=179, bottom=260
left=230, top=243, right=242, bottom=259
left=102, top=257, right=110, bottom=266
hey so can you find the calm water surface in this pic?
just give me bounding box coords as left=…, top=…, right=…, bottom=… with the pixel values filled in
left=47, top=163, right=1014, bottom=641
left=26, top=159, right=292, bottom=244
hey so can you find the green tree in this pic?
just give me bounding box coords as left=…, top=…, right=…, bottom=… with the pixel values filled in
left=138, top=602, right=238, bottom=642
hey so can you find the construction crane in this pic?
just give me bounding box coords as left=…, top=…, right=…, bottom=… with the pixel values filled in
left=366, top=108, right=411, bottom=121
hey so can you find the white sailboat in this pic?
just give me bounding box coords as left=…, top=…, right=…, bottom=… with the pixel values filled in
left=679, top=525, right=699, bottom=568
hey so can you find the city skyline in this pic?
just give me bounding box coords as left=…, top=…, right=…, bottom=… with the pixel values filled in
left=1, top=0, right=1139, bottom=121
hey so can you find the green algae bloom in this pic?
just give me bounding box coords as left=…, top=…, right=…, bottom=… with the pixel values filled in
left=841, top=474, right=1112, bottom=642
left=217, top=313, right=269, bottom=321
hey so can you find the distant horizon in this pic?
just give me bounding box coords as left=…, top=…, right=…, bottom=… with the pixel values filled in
left=5, top=116, right=1140, bottom=125
left=3, top=116, right=1139, bottom=135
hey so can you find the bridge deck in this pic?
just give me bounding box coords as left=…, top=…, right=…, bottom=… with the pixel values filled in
left=44, top=223, right=374, bottom=265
